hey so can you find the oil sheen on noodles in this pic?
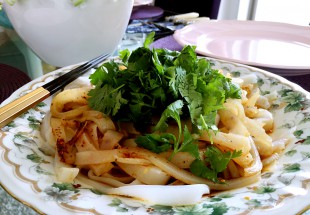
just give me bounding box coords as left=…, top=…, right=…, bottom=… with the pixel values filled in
left=40, top=72, right=290, bottom=205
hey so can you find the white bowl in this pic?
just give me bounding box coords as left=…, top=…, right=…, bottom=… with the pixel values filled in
left=3, top=0, right=134, bottom=67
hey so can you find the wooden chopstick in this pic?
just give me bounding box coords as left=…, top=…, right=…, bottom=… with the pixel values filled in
left=0, top=53, right=110, bottom=128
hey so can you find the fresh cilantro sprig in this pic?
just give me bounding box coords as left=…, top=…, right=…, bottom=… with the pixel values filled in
left=135, top=133, right=174, bottom=154
left=88, top=32, right=241, bottom=130
left=88, top=32, right=242, bottom=183
left=190, top=147, right=242, bottom=183
left=143, top=100, right=200, bottom=160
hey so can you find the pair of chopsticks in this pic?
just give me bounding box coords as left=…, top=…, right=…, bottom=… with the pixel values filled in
left=142, top=21, right=175, bottom=40
left=0, top=53, right=110, bottom=128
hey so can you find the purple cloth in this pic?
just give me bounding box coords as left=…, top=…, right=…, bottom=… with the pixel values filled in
left=130, top=5, right=164, bottom=20
left=283, top=75, right=310, bottom=92
left=0, top=64, right=31, bottom=103
left=150, top=35, right=183, bottom=51
left=154, top=0, right=221, bottom=19
left=210, top=0, right=221, bottom=19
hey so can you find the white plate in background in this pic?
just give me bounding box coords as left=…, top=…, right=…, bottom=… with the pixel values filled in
left=174, top=20, right=310, bottom=75
left=134, top=0, right=153, bottom=7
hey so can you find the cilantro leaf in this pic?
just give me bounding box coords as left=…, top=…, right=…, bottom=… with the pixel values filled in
left=190, top=146, right=242, bottom=183
left=154, top=100, right=183, bottom=134
left=143, top=31, right=155, bottom=48
left=88, top=83, right=127, bottom=116
left=177, top=125, right=199, bottom=159
left=140, top=101, right=199, bottom=160
left=190, top=159, right=218, bottom=183
left=205, top=147, right=242, bottom=173
left=119, top=49, right=131, bottom=63
left=89, top=67, right=105, bottom=86
left=135, top=133, right=174, bottom=153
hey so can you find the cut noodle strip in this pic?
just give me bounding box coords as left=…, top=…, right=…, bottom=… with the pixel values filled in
left=241, top=138, right=263, bottom=177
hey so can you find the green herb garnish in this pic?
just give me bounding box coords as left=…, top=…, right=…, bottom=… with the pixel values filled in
left=190, top=147, right=242, bottom=183
left=88, top=32, right=242, bottom=182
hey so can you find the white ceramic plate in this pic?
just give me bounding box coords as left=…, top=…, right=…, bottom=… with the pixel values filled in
left=134, top=0, right=153, bottom=7
left=173, top=20, right=310, bottom=75
left=1, top=58, right=310, bottom=215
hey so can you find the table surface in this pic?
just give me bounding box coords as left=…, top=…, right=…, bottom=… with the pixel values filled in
left=1, top=17, right=310, bottom=215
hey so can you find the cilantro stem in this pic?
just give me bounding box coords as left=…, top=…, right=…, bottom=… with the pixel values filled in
left=108, top=84, right=125, bottom=95
left=199, top=114, right=214, bottom=144
left=169, top=122, right=182, bottom=160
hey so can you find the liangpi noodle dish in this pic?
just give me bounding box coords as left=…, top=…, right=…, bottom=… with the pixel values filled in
left=2, top=32, right=310, bottom=214
left=41, top=32, right=291, bottom=202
